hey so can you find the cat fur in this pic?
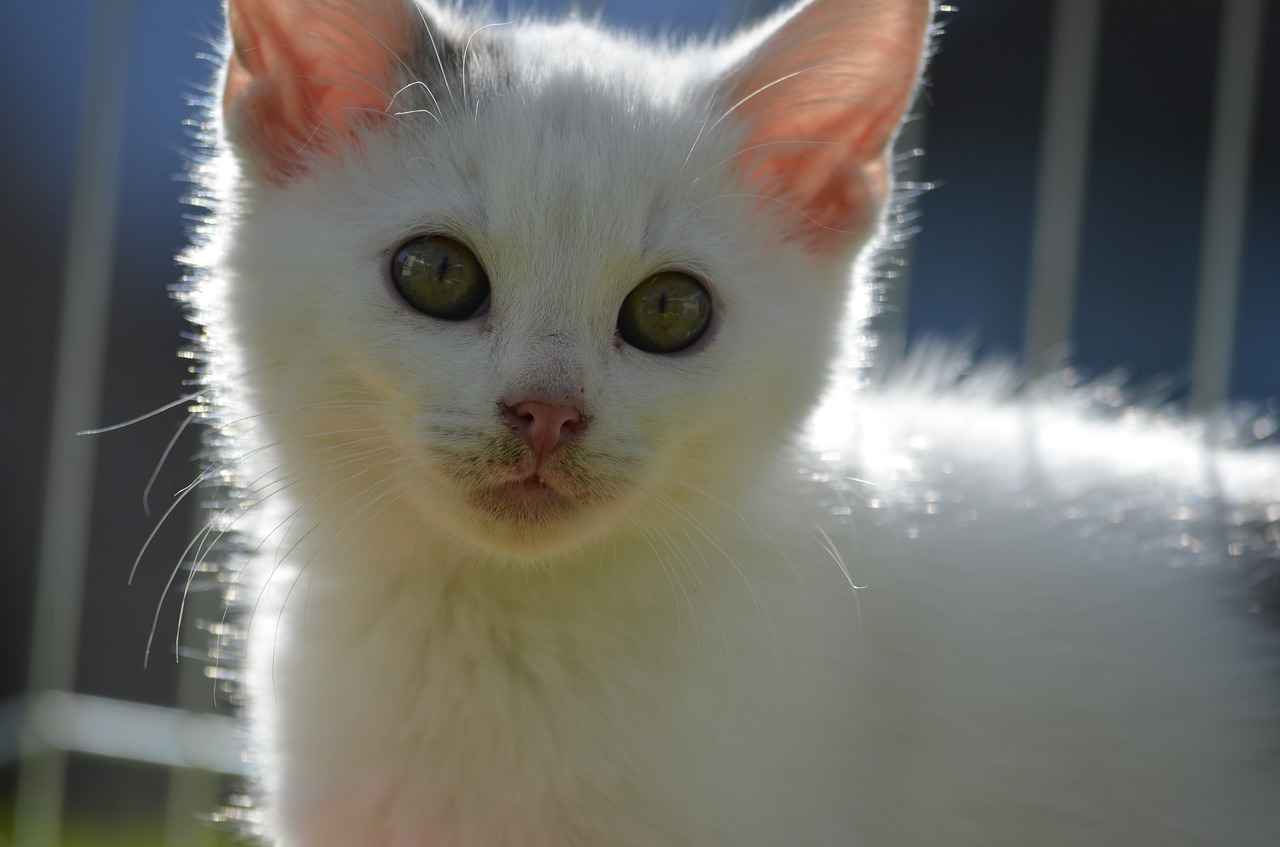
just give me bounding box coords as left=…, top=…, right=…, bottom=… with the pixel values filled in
left=182, top=0, right=1280, bottom=844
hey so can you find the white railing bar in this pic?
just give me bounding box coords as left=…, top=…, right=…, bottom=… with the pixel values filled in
left=1023, top=0, right=1105, bottom=375
left=2, top=696, right=244, bottom=777
left=13, top=1, right=137, bottom=844
left=2, top=692, right=243, bottom=775
left=1190, top=0, right=1267, bottom=414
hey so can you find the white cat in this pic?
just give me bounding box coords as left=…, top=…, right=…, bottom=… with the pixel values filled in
left=184, top=0, right=1280, bottom=844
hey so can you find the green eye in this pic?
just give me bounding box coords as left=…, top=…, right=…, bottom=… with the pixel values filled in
left=617, top=272, right=713, bottom=354
left=391, top=235, right=490, bottom=320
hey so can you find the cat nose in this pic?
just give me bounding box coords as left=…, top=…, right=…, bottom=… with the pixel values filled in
left=503, top=400, right=584, bottom=459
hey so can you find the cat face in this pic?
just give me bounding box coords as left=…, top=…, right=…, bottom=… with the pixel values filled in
left=198, top=0, right=929, bottom=562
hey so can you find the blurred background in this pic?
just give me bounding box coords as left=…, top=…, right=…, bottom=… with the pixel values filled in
left=1, top=0, right=1276, bottom=844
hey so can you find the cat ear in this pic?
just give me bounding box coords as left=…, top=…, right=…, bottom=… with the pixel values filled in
left=719, top=0, right=932, bottom=254
left=222, top=0, right=416, bottom=180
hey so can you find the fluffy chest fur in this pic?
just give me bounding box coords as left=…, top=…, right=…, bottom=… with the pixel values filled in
left=247, top=491, right=871, bottom=846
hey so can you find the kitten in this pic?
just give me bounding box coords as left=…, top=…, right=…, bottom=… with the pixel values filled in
left=183, top=0, right=1280, bottom=844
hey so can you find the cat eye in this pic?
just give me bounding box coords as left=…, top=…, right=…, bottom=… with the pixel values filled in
left=617, top=272, right=712, bottom=354
left=391, top=235, right=490, bottom=320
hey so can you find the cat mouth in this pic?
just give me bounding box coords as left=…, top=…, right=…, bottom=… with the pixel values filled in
left=466, top=471, right=577, bottom=524
left=517, top=472, right=551, bottom=490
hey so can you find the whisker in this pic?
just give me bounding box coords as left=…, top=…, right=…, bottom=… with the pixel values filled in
left=283, top=468, right=420, bottom=685
left=666, top=473, right=754, bottom=531
left=392, top=107, right=443, bottom=126
left=653, top=491, right=771, bottom=644
left=132, top=463, right=216, bottom=586
left=188, top=438, right=399, bottom=574
left=251, top=463, right=416, bottom=676
left=155, top=441, right=402, bottom=667
left=680, top=100, right=718, bottom=176
left=145, top=498, right=240, bottom=666
left=387, top=79, right=435, bottom=112
left=803, top=523, right=866, bottom=662
left=202, top=435, right=399, bottom=514
left=78, top=389, right=206, bottom=435
left=413, top=1, right=456, bottom=107
left=143, top=411, right=198, bottom=518
left=294, top=470, right=419, bottom=665
left=692, top=66, right=819, bottom=162
left=632, top=518, right=702, bottom=667
left=461, top=22, right=511, bottom=107
left=200, top=451, right=405, bottom=682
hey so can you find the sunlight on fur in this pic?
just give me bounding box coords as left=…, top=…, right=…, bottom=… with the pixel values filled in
left=162, top=0, right=1280, bottom=844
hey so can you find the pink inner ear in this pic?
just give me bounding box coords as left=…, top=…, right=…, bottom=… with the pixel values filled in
left=722, top=0, right=931, bottom=253
left=223, top=0, right=413, bottom=181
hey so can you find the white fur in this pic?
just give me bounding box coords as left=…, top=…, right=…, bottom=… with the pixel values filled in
left=186, top=1, right=1280, bottom=844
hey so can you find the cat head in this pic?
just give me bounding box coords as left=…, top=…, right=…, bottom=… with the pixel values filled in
left=193, top=0, right=931, bottom=562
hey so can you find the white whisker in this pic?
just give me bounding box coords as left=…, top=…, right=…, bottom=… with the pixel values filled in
left=414, top=2, right=456, bottom=106
left=461, top=22, right=511, bottom=107
left=78, top=389, right=206, bottom=435
left=142, top=411, right=198, bottom=518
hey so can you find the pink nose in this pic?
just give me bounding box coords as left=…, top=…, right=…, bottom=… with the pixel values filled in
left=503, top=400, right=583, bottom=459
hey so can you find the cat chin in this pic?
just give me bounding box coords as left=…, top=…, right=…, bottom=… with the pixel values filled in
left=431, top=482, right=626, bottom=562
left=450, top=512, right=612, bottom=562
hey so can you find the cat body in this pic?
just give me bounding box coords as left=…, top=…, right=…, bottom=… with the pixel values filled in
left=186, top=0, right=1280, bottom=844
